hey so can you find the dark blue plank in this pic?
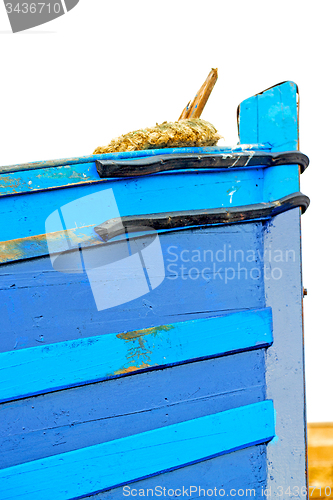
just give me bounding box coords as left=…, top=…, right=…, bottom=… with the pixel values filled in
left=0, top=401, right=274, bottom=500
left=0, top=224, right=265, bottom=353
left=0, top=349, right=266, bottom=469
left=81, top=445, right=267, bottom=499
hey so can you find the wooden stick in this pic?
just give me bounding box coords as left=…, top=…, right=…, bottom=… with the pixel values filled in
left=179, top=68, right=218, bottom=120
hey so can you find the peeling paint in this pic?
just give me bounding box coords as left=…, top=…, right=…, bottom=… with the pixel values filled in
left=0, top=224, right=102, bottom=264
left=0, top=164, right=103, bottom=198
left=227, top=186, right=240, bottom=203
left=113, top=362, right=152, bottom=375
left=116, top=324, right=174, bottom=342
left=116, top=325, right=174, bottom=369
left=0, top=176, right=20, bottom=188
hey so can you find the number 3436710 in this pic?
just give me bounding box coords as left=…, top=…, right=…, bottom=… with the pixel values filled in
left=5, top=3, right=62, bottom=14
left=277, top=486, right=332, bottom=496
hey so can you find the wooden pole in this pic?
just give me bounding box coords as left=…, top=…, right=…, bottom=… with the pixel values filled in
left=178, top=68, right=218, bottom=120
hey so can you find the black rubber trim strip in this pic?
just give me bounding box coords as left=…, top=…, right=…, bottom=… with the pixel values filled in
left=95, top=151, right=309, bottom=178
left=94, top=192, right=310, bottom=242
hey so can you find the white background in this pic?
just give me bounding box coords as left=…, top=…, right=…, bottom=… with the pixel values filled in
left=0, top=0, right=332, bottom=422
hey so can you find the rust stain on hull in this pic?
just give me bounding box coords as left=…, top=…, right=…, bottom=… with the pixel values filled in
left=116, top=324, right=174, bottom=341
left=113, top=363, right=152, bottom=376
left=116, top=325, right=174, bottom=371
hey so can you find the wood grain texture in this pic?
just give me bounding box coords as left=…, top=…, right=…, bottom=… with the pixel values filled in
left=308, top=423, right=333, bottom=497
left=0, top=307, right=272, bottom=403
left=1, top=349, right=266, bottom=469
left=0, top=401, right=275, bottom=500
left=178, top=68, right=218, bottom=120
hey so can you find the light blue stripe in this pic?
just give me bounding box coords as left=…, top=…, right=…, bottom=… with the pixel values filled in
left=238, top=81, right=300, bottom=201
left=0, top=144, right=270, bottom=174
left=0, top=145, right=271, bottom=198
left=0, top=167, right=265, bottom=243
left=0, top=308, right=272, bottom=403
left=0, top=401, right=275, bottom=500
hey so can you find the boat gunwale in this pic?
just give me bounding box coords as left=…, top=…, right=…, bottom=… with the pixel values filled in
left=0, top=144, right=271, bottom=175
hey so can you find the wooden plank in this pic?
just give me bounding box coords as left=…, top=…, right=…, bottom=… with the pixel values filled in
left=238, top=81, right=301, bottom=202
left=0, top=168, right=265, bottom=243
left=0, top=224, right=266, bottom=353
left=1, top=350, right=266, bottom=469
left=95, top=151, right=309, bottom=178
left=0, top=307, right=272, bottom=403
left=0, top=144, right=269, bottom=175
left=178, top=68, right=218, bottom=120
left=94, top=193, right=309, bottom=242
left=0, top=143, right=270, bottom=199
left=0, top=192, right=310, bottom=265
left=308, top=423, right=333, bottom=497
left=0, top=162, right=105, bottom=197
left=81, top=445, right=267, bottom=500
left=264, top=210, right=307, bottom=494
left=0, top=401, right=275, bottom=500
left=238, top=81, right=298, bottom=151
left=0, top=224, right=102, bottom=265
left=237, top=81, right=307, bottom=495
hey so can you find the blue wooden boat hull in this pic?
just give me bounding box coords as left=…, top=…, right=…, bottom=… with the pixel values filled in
left=0, top=82, right=308, bottom=499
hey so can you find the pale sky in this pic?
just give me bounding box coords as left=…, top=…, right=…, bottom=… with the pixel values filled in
left=1, top=0, right=332, bottom=422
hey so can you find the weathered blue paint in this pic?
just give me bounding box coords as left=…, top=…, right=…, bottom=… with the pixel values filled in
left=0, top=162, right=106, bottom=197
left=238, top=82, right=298, bottom=151
left=82, top=445, right=267, bottom=500
left=238, top=81, right=300, bottom=201
left=1, top=349, right=266, bottom=469
left=0, top=307, right=272, bottom=403
left=264, top=209, right=307, bottom=493
left=1, top=223, right=266, bottom=353
left=0, top=223, right=102, bottom=265
left=0, top=192, right=307, bottom=267
left=0, top=158, right=302, bottom=246
left=0, top=168, right=266, bottom=243
left=104, top=445, right=265, bottom=499
left=239, top=81, right=307, bottom=491
left=0, top=401, right=275, bottom=500
left=0, top=143, right=270, bottom=174
left=0, top=81, right=308, bottom=497
left=0, top=145, right=271, bottom=199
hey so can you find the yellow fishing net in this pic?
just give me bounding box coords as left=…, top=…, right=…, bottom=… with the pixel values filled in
left=93, top=118, right=222, bottom=154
